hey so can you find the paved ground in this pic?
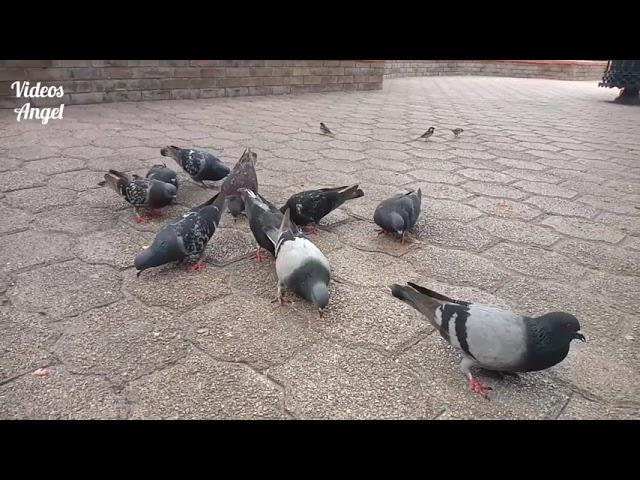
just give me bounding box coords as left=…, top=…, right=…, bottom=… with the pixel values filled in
left=0, top=76, right=639, bottom=419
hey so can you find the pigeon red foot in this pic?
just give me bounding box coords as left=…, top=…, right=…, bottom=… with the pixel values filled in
left=271, top=295, right=292, bottom=306
left=303, top=224, right=320, bottom=235
left=468, top=374, right=492, bottom=399
left=255, top=247, right=267, bottom=262
left=190, top=260, right=205, bottom=272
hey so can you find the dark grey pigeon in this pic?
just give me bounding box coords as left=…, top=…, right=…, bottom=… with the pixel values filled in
left=373, top=188, right=422, bottom=243
left=220, top=148, right=258, bottom=219
left=102, top=169, right=177, bottom=223
left=146, top=163, right=179, bottom=190
left=280, top=185, right=364, bottom=235
left=239, top=188, right=283, bottom=262
left=265, top=208, right=331, bottom=316
left=390, top=282, right=585, bottom=399
left=160, top=145, right=230, bottom=188
left=134, top=192, right=227, bottom=276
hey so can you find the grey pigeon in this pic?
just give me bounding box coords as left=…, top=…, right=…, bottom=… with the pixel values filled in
left=265, top=208, right=331, bottom=316
left=373, top=189, right=422, bottom=243
left=134, top=192, right=227, bottom=276
left=160, top=145, right=230, bottom=188
left=390, top=282, right=585, bottom=399
left=451, top=128, right=464, bottom=138
left=319, top=122, right=334, bottom=136
left=418, top=126, right=435, bottom=140
left=239, top=188, right=283, bottom=262
left=220, top=148, right=259, bottom=219
left=280, top=185, right=364, bottom=235
left=102, top=169, right=177, bottom=223
left=146, top=163, right=179, bottom=190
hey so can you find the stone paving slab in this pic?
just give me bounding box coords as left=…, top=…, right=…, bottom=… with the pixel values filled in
left=0, top=76, right=638, bottom=419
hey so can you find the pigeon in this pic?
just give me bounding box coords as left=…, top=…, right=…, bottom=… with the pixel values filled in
left=160, top=146, right=230, bottom=188
left=102, top=169, right=177, bottom=223
left=373, top=189, right=422, bottom=243
left=390, top=282, right=585, bottom=399
left=239, top=188, right=283, bottom=262
left=418, top=126, right=435, bottom=140
left=220, top=148, right=259, bottom=219
left=319, top=122, right=334, bottom=136
left=146, top=163, right=179, bottom=190
left=134, top=192, right=227, bottom=276
left=451, top=128, right=464, bottom=138
left=265, top=208, right=331, bottom=316
left=280, top=185, right=364, bottom=235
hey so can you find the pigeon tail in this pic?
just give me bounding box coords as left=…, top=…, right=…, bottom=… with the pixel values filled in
left=338, top=184, right=365, bottom=202
left=406, top=282, right=470, bottom=306
left=279, top=208, right=298, bottom=234
left=160, top=146, right=181, bottom=158
left=195, top=192, right=223, bottom=210
left=103, top=173, right=123, bottom=194
left=390, top=283, right=443, bottom=328
left=107, top=169, right=130, bottom=181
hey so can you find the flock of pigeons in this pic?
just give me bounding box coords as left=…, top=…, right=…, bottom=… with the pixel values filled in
left=99, top=123, right=586, bottom=400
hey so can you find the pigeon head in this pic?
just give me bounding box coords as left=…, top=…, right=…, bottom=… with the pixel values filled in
left=227, top=195, right=244, bottom=218
left=134, top=229, right=182, bottom=276
left=308, top=281, right=329, bottom=310
left=386, top=211, right=406, bottom=235
left=239, top=148, right=258, bottom=167
left=541, top=312, right=585, bottom=343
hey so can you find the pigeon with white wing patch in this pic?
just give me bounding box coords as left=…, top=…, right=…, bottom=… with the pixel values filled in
left=390, top=282, right=585, bottom=399
left=266, top=208, right=331, bottom=316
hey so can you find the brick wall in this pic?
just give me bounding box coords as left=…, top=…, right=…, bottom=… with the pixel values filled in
left=384, top=60, right=607, bottom=81
left=0, top=60, right=385, bottom=109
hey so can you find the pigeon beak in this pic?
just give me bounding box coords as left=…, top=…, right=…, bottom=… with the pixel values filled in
left=574, top=332, right=586, bottom=342
left=136, top=270, right=143, bottom=278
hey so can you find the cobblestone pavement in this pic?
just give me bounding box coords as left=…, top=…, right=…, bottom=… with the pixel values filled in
left=0, top=76, right=639, bottom=419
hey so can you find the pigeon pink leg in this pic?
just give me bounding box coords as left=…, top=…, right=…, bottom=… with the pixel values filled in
left=304, top=224, right=319, bottom=235
left=190, top=260, right=205, bottom=272
left=467, top=373, right=492, bottom=399
left=271, top=284, right=291, bottom=305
